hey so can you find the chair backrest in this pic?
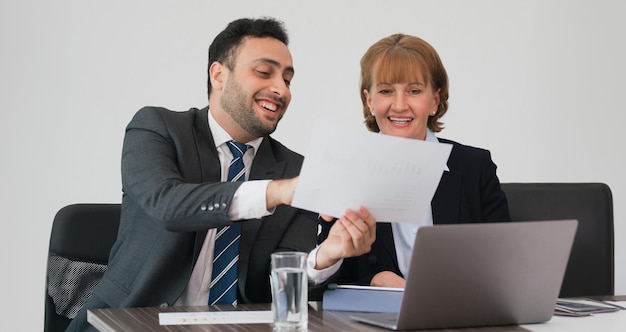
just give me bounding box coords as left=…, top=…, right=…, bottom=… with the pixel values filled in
left=501, top=183, right=614, bottom=298
left=45, top=203, right=121, bottom=332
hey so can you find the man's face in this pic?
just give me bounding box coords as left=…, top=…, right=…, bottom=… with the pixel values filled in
left=219, top=37, right=294, bottom=139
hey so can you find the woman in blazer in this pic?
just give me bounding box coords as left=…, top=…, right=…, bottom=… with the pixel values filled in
left=321, top=33, right=511, bottom=288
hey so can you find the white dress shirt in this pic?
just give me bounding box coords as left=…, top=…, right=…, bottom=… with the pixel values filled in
left=391, top=129, right=447, bottom=278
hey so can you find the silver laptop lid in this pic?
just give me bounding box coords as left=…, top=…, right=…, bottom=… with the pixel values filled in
left=393, top=220, right=578, bottom=330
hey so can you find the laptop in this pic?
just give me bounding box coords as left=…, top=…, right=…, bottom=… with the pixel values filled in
left=350, top=219, right=578, bottom=330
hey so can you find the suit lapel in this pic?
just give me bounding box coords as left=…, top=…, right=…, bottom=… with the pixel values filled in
left=239, top=137, right=285, bottom=299
left=248, top=138, right=286, bottom=181
left=432, top=169, right=461, bottom=224
left=192, top=107, right=221, bottom=258
left=431, top=138, right=461, bottom=225
left=194, top=107, right=221, bottom=182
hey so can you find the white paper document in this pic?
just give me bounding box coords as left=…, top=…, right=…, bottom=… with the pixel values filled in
left=292, top=121, right=452, bottom=223
left=159, top=310, right=273, bottom=325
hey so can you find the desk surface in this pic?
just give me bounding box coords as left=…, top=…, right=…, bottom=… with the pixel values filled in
left=88, top=296, right=626, bottom=332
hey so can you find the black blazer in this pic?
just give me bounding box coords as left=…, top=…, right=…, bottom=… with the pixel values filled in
left=327, top=138, right=511, bottom=286
left=69, top=107, right=320, bottom=331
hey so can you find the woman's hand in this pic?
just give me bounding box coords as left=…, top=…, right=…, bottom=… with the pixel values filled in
left=371, top=271, right=405, bottom=288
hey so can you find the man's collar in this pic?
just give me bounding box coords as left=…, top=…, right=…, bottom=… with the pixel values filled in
left=207, top=108, right=263, bottom=153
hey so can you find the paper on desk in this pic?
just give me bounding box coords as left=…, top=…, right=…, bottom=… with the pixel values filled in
left=159, top=310, right=273, bottom=325
left=292, top=121, right=452, bottom=223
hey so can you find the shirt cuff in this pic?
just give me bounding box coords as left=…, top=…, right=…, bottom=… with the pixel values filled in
left=229, top=180, right=274, bottom=220
left=307, top=246, right=342, bottom=285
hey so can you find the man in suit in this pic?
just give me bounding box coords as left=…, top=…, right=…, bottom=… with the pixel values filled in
left=67, top=17, right=375, bottom=332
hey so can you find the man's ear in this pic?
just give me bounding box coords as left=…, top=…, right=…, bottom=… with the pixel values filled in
left=209, top=61, right=225, bottom=91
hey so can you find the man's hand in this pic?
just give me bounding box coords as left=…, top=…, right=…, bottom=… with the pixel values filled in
left=315, top=206, right=376, bottom=270
left=266, top=177, right=299, bottom=210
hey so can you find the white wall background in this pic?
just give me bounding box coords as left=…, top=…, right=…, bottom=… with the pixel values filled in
left=1, top=1, right=625, bottom=330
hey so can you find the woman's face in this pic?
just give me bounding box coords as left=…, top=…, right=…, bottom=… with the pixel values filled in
left=364, top=75, right=440, bottom=140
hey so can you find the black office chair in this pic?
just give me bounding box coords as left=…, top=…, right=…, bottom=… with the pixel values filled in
left=45, top=204, right=121, bottom=332
left=501, top=183, right=614, bottom=298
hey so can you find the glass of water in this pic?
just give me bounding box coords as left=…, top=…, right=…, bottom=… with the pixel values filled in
left=270, top=252, right=308, bottom=330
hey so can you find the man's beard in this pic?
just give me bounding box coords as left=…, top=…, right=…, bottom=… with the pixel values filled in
left=220, top=77, right=281, bottom=138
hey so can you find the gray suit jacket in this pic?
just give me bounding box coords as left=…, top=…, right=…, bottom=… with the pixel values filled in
left=72, top=106, right=319, bottom=328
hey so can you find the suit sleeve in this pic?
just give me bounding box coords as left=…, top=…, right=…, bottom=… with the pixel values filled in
left=121, top=107, right=242, bottom=231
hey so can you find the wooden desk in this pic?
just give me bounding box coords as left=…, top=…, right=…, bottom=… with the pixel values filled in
left=88, top=297, right=626, bottom=332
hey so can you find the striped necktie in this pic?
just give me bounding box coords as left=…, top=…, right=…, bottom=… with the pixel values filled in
left=208, top=140, right=247, bottom=305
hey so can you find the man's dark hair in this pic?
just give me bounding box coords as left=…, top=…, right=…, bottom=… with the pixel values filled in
left=207, top=17, right=289, bottom=97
